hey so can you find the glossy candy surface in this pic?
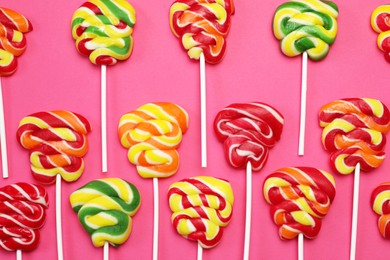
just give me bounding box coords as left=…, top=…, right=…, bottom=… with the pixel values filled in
left=118, top=102, right=189, bottom=178
left=168, top=176, right=234, bottom=248
left=263, top=167, right=336, bottom=239
left=70, top=178, right=140, bottom=247
left=0, top=182, right=48, bottom=251
left=319, top=98, right=390, bottom=174
left=371, top=182, right=390, bottom=239
left=17, top=111, right=92, bottom=184
left=371, top=5, right=390, bottom=63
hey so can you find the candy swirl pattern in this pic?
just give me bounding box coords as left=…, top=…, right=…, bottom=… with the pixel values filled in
left=168, top=176, right=234, bottom=248
left=371, top=5, right=390, bottom=63
left=71, top=0, right=136, bottom=65
left=70, top=178, right=140, bottom=247
left=0, top=7, right=33, bottom=76
left=0, top=182, right=48, bottom=251
left=17, top=111, right=92, bottom=184
left=118, top=102, right=189, bottom=178
left=263, top=167, right=336, bottom=239
left=170, top=0, right=235, bottom=64
left=371, top=182, right=390, bottom=239
left=273, top=0, right=338, bottom=61
left=214, top=102, right=284, bottom=171
left=319, top=98, right=390, bottom=174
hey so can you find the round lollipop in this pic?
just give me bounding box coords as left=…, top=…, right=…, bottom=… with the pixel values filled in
left=17, top=110, right=91, bottom=260
left=72, top=0, right=136, bottom=172
left=263, top=167, right=336, bottom=260
left=168, top=176, right=234, bottom=259
left=319, top=98, right=390, bottom=260
left=118, top=102, right=189, bottom=260
left=273, top=0, right=338, bottom=155
left=0, top=182, right=48, bottom=260
left=371, top=5, right=390, bottom=62
left=70, top=178, right=141, bottom=260
left=0, top=7, right=33, bottom=178
left=214, top=102, right=284, bottom=259
left=371, top=182, right=390, bottom=239
left=170, top=0, right=235, bottom=167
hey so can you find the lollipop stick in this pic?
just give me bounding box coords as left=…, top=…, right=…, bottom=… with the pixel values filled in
left=153, top=177, right=159, bottom=260
left=298, top=51, right=308, bottom=156
left=104, top=242, right=109, bottom=260
left=101, top=65, right=108, bottom=173
left=200, top=52, right=207, bottom=168
left=350, top=163, right=360, bottom=260
left=197, top=242, right=203, bottom=260
left=0, top=77, right=8, bottom=179
left=243, top=161, right=252, bottom=260
left=56, top=174, right=64, bottom=260
left=16, top=250, right=22, bottom=260
left=298, top=233, right=304, bottom=260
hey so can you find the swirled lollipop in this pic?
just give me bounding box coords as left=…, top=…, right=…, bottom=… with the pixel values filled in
left=319, top=98, right=390, bottom=260
left=371, top=182, right=390, bottom=239
left=214, top=102, right=284, bottom=259
left=72, top=0, right=136, bottom=172
left=371, top=5, right=390, bottom=62
left=0, top=7, right=33, bottom=179
left=70, top=178, right=140, bottom=250
left=0, top=182, right=48, bottom=256
left=168, top=176, right=234, bottom=255
left=170, top=0, right=235, bottom=167
left=17, top=110, right=91, bottom=260
left=119, top=102, right=188, bottom=259
left=273, top=0, right=338, bottom=155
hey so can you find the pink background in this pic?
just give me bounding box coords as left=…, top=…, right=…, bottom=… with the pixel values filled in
left=1, top=0, right=390, bottom=259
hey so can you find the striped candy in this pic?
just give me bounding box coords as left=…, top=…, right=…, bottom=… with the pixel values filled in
left=71, top=0, right=136, bottom=65
left=371, top=5, right=390, bottom=63
left=319, top=98, right=390, bottom=174
left=118, top=102, right=189, bottom=178
left=273, top=0, right=338, bottom=61
left=17, top=111, right=92, bottom=184
left=0, top=7, right=33, bottom=76
left=263, top=167, right=336, bottom=239
left=170, top=0, right=235, bottom=64
left=0, top=182, right=48, bottom=251
left=70, top=178, right=141, bottom=247
left=214, top=102, right=284, bottom=171
left=168, top=176, right=234, bottom=248
left=371, top=182, right=390, bottom=238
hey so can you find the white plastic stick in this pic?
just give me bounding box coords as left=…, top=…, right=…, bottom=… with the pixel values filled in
left=56, top=174, right=64, bottom=260
left=350, top=163, right=361, bottom=260
left=16, top=250, right=22, bottom=260
left=200, top=52, right=207, bottom=168
left=0, top=77, right=8, bottom=179
left=298, top=233, right=304, bottom=260
left=197, top=242, right=203, bottom=260
left=104, top=241, right=109, bottom=260
left=243, top=161, right=252, bottom=260
left=153, top=178, right=159, bottom=260
left=298, top=51, right=308, bottom=156
left=101, top=65, right=107, bottom=173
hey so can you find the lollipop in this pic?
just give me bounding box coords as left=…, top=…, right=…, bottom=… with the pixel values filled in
left=70, top=178, right=140, bottom=259
left=17, top=110, right=91, bottom=260
left=371, top=182, right=390, bottom=239
left=168, top=176, right=234, bottom=258
left=263, top=167, right=336, bottom=259
left=214, top=102, right=284, bottom=260
left=170, top=0, right=235, bottom=167
left=72, top=0, right=136, bottom=172
left=273, top=0, right=338, bottom=155
left=0, top=182, right=48, bottom=260
left=118, top=102, right=189, bottom=260
left=371, top=5, right=390, bottom=62
left=319, top=98, right=390, bottom=260
left=0, top=7, right=33, bottom=178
